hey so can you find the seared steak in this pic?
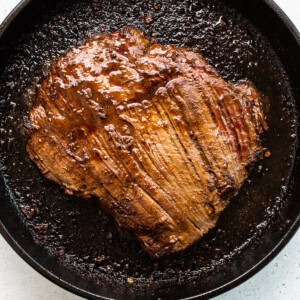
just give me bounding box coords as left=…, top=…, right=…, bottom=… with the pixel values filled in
left=27, top=27, right=267, bottom=258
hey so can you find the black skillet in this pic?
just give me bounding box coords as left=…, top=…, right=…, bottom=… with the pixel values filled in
left=0, top=0, right=299, bottom=299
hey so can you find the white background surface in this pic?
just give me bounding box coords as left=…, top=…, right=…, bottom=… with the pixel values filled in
left=0, top=0, right=299, bottom=299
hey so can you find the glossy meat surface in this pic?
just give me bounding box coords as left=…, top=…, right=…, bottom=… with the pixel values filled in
left=27, top=27, right=267, bottom=257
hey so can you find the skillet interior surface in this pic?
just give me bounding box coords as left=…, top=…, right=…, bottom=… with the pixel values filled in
left=0, top=0, right=299, bottom=299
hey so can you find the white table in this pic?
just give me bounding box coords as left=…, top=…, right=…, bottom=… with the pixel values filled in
left=0, top=1, right=299, bottom=299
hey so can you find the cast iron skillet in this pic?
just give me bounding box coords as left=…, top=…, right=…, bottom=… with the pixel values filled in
left=0, top=0, right=299, bottom=299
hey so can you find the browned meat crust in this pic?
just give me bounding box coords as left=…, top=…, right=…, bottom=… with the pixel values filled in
left=27, top=27, right=267, bottom=258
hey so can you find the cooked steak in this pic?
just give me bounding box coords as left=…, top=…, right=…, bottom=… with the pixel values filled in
left=27, top=27, right=267, bottom=258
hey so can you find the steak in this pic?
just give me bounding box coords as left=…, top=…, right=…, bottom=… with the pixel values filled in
left=27, top=27, right=267, bottom=258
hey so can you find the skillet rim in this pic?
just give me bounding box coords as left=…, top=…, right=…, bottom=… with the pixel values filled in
left=0, top=0, right=299, bottom=299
